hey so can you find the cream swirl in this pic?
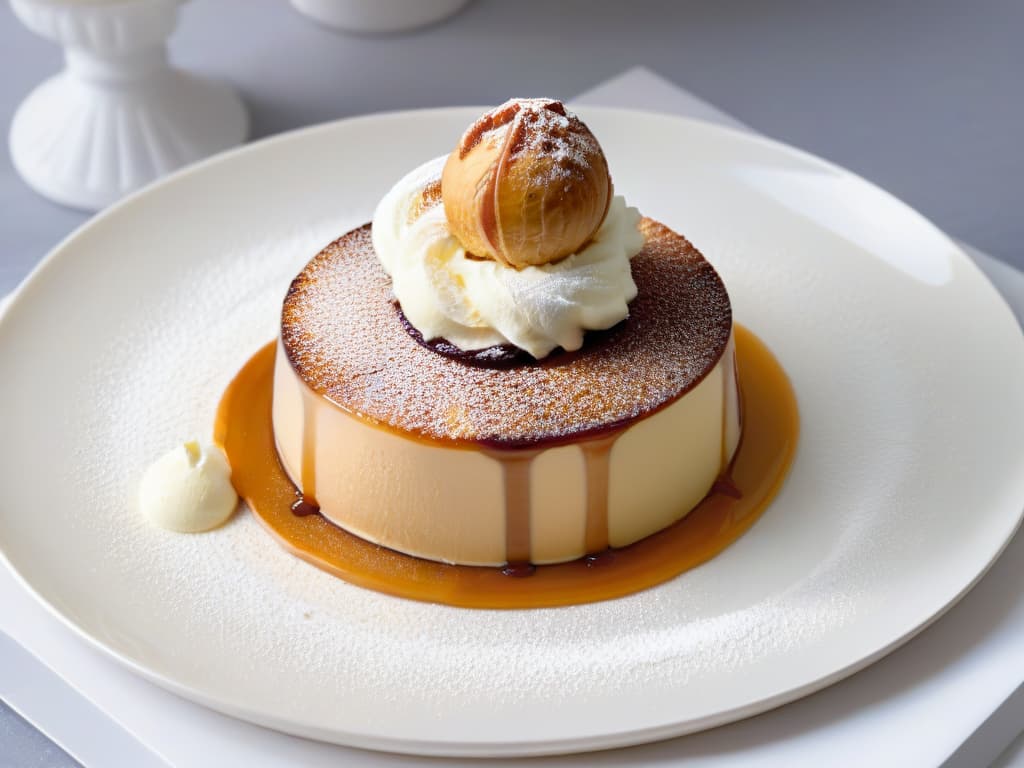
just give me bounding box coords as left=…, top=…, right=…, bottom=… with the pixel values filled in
left=372, top=156, right=643, bottom=359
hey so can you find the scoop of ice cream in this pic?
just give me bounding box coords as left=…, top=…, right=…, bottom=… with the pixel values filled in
left=441, top=98, right=612, bottom=269
left=139, top=441, right=237, bottom=532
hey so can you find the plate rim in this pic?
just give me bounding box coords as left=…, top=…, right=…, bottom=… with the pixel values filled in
left=1, top=105, right=1023, bottom=757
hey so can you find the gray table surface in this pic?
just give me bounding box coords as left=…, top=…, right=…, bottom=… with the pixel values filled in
left=2, top=1, right=1023, bottom=765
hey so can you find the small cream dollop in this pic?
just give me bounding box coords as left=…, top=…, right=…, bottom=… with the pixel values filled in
left=139, top=441, right=237, bottom=533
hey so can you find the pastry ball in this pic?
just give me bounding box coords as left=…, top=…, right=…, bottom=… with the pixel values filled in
left=441, top=98, right=612, bottom=268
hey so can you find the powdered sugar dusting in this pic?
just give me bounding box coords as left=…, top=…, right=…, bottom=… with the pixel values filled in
left=458, top=98, right=604, bottom=187
left=509, top=99, right=603, bottom=184
left=281, top=218, right=731, bottom=446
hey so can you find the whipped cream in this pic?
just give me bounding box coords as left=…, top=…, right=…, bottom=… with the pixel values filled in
left=372, top=156, right=644, bottom=359
left=139, top=441, right=237, bottom=533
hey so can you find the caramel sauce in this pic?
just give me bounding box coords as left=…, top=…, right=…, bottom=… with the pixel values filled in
left=486, top=435, right=618, bottom=569
left=581, top=434, right=620, bottom=553
left=290, top=498, right=319, bottom=517
left=485, top=448, right=540, bottom=564
left=297, top=387, right=319, bottom=512
left=214, top=325, right=798, bottom=609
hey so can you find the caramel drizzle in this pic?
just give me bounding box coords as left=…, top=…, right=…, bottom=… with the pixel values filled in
left=581, top=434, right=621, bottom=553
left=488, top=360, right=747, bottom=565
left=487, top=449, right=540, bottom=572
left=480, top=110, right=522, bottom=259
left=489, top=431, right=623, bottom=570
left=292, top=388, right=320, bottom=515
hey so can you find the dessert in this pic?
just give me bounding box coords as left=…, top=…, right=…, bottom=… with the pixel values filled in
left=271, top=99, right=742, bottom=567
left=139, top=441, right=237, bottom=532
left=440, top=98, right=611, bottom=268
left=209, top=97, right=799, bottom=607
left=216, top=326, right=794, bottom=608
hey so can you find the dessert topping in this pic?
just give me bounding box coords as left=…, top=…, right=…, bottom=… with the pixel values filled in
left=372, top=99, right=643, bottom=359
left=139, top=441, right=237, bottom=532
left=441, top=98, right=612, bottom=268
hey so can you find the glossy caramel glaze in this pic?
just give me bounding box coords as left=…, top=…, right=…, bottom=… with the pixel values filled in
left=214, top=325, right=798, bottom=609
left=280, top=218, right=731, bottom=449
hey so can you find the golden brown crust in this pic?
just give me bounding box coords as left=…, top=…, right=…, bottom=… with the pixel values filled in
left=281, top=217, right=732, bottom=448
left=441, top=98, right=612, bottom=268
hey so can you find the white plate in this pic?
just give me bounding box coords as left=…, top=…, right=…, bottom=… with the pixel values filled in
left=0, top=108, right=1022, bottom=758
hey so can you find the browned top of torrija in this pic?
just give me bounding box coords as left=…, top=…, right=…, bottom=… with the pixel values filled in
left=280, top=218, right=732, bottom=448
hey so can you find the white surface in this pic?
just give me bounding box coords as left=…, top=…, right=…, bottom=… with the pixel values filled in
left=0, top=69, right=1022, bottom=766
left=1, top=103, right=1023, bottom=758
left=290, top=0, right=470, bottom=33
left=0, top=632, right=166, bottom=768
left=995, top=731, right=1024, bottom=768
left=8, top=0, right=247, bottom=211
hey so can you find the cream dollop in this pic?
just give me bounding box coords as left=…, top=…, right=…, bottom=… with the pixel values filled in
left=372, top=156, right=644, bottom=359
left=139, top=441, right=237, bottom=533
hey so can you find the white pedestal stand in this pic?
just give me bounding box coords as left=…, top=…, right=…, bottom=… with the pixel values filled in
left=9, top=0, right=248, bottom=211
